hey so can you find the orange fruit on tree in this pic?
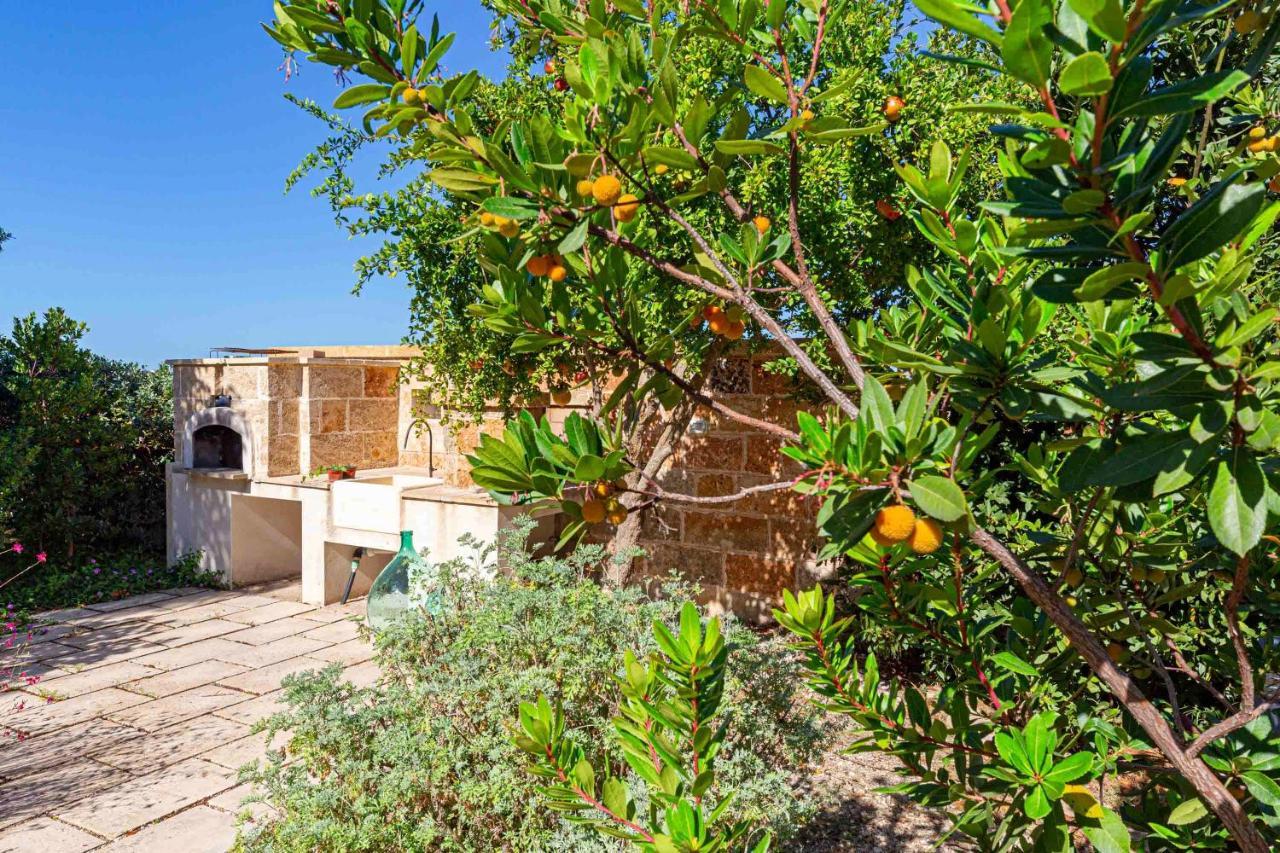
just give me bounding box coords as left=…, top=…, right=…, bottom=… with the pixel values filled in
left=723, top=320, right=745, bottom=340
left=908, top=517, right=943, bottom=554
left=402, top=87, right=423, bottom=105
left=548, top=263, right=568, bottom=282
left=615, top=193, right=640, bottom=222
left=592, top=174, right=623, bottom=206
left=702, top=304, right=724, bottom=321
left=883, top=95, right=905, bottom=123
left=708, top=313, right=731, bottom=335
left=1269, top=175, right=1280, bottom=193
left=576, top=178, right=595, bottom=197
left=1235, top=10, right=1262, bottom=33
left=874, top=504, right=916, bottom=543
left=581, top=499, right=606, bottom=524
left=606, top=502, right=628, bottom=525
left=876, top=199, right=901, bottom=221
left=654, top=163, right=669, bottom=175
left=800, top=108, right=815, bottom=124
left=1249, top=125, right=1267, bottom=139
left=753, top=215, right=771, bottom=234
left=544, top=59, right=557, bottom=74
left=1167, top=176, right=1187, bottom=187
left=526, top=255, right=551, bottom=277
left=594, top=481, right=614, bottom=498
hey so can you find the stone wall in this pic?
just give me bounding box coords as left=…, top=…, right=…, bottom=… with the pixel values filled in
left=304, top=364, right=401, bottom=473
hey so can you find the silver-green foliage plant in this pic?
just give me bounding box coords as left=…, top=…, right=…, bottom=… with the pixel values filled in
left=234, top=519, right=819, bottom=852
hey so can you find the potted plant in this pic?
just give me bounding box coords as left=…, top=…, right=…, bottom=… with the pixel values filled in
left=311, top=464, right=357, bottom=482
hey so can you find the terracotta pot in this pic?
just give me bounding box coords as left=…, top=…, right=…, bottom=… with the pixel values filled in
left=342, top=467, right=357, bottom=479
left=327, top=469, right=344, bottom=483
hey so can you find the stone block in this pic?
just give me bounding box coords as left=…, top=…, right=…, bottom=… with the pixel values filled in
left=207, top=636, right=329, bottom=670
left=310, top=399, right=347, bottom=434
left=123, top=659, right=251, bottom=698
left=216, top=655, right=324, bottom=696
left=640, top=504, right=683, bottom=542
left=363, top=365, right=399, bottom=398
left=682, top=512, right=769, bottom=553
left=0, top=719, right=142, bottom=779
left=212, top=689, right=289, bottom=726
left=222, top=600, right=316, bottom=626
left=5, top=688, right=150, bottom=737
left=220, top=365, right=262, bottom=400
left=308, top=432, right=363, bottom=470
left=131, top=638, right=251, bottom=671
left=0, top=757, right=130, bottom=831
left=348, top=398, right=397, bottom=432
left=308, top=366, right=363, bottom=399
left=267, top=433, right=300, bottom=477
left=364, top=431, right=398, bottom=466
left=222, top=616, right=317, bottom=646
left=84, top=592, right=177, bottom=613
left=0, top=816, right=101, bottom=852
left=745, top=435, right=802, bottom=476
left=34, top=661, right=157, bottom=699
left=299, top=618, right=362, bottom=645
left=57, top=758, right=236, bottom=838
left=267, top=363, right=302, bottom=399
left=272, top=398, right=299, bottom=436
left=633, top=543, right=725, bottom=587
left=305, top=637, right=373, bottom=666
left=199, top=728, right=290, bottom=771
left=674, top=436, right=744, bottom=472
left=724, top=553, right=796, bottom=600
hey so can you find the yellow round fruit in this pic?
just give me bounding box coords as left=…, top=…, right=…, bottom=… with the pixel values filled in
left=723, top=320, right=745, bottom=341
left=402, top=87, right=423, bottom=105
left=594, top=481, right=614, bottom=498
left=605, top=499, right=628, bottom=525
left=614, top=193, right=640, bottom=222
left=581, top=499, right=606, bottom=524
left=576, top=178, right=595, bottom=197
left=1250, top=125, right=1268, bottom=140
left=1235, top=10, right=1262, bottom=33
left=708, top=314, right=731, bottom=336
left=869, top=526, right=895, bottom=547
left=800, top=108, right=815, bottom=123
left=499, top=221, right=520, bottom=238
left=479, top=211, right=495, bottom=227
left=1167, top=176, right=1187, bottom=187
left=874, top=504, right=916, bottom=543
left=526, top=255, right=551, bottom=277
left=883, top=96, right=905, bottom=123
left=548, top=264, right=568, bottom=282
left=753, top=215, right=771, bottom=234
left=592, top=174, right=623, bottom=207
left=1129, top=565, right=1148, bottom=583
left=1065, top=595, right=1078, bottom=607
left=908, top=517, right=943, bottom=554
left=654, top=163, right=669, bottom=175
left=1065, top=567, right=1084, bottom=588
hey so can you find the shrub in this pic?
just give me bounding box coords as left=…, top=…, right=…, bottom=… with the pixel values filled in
left=235, top=520, right=820, bottom=852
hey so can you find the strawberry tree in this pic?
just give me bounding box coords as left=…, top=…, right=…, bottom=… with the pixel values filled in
left=266, top=0, right=1280, bottom=847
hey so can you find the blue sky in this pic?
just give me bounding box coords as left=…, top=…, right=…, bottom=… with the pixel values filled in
left=0, top=2, right=507, bottom=367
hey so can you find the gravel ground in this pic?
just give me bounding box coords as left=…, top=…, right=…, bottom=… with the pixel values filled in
left=786, top=728, right=957, bottom=852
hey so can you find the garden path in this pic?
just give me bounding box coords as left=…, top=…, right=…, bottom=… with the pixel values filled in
left=0, top=582, right=372, bottom=852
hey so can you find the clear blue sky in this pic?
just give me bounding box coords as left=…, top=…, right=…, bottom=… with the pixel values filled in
left=0, top=2, right=507, bottom=367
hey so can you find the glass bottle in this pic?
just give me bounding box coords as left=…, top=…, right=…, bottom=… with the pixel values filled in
left=367, top=530, right=416, bottom=630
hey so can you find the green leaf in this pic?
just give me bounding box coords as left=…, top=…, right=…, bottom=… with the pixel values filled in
left=1159, top=177, right=1267, bottom=272
left=1087, top=431, right=1189, bottom=486
left=914, top=0, right=1005, bottom=46
left=481, top=196, right=540, bottom=220
left=743, top=65, right=789, bottom=105
left=1082, top=807, right=1132, bottom=852
left=333, top=83, right=392, bottom=109
left=1166, top=798, right=1209, bottom=825
left=1045, top=752, right=1093, bottom=784
left=1242, top=771, right=1280, bottom=807
left=1207, top=449, right=1268, bottom=557
left=1074, top=262, right=1149, bottom=301
left=992, top=651, right=1039, bottom=676
left=1001, top=0, right=1054, bottom=86
left=714, top=139, right=785, bottom=156
left=1060, top=52, right=1113, bottom=96
left=907, top=475, right=968, bottom=521
left=1115, top=70, right=1249, bottom=118
left=1024, top=785, right=1052, bottom=819
left=1066, top=0, right=1126, bottom=42
left=573, top=454, right=605, bottom=482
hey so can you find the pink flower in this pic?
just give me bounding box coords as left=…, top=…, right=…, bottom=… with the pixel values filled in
left=35, top=553, right=46, bottom=564
left=11, top=543, right=21, bottom=554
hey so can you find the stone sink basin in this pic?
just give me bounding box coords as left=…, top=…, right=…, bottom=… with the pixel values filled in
left=330, top=471, right=442, bottom=533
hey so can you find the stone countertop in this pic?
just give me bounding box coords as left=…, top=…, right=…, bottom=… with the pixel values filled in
left=253, top=467, right=497, bottom=507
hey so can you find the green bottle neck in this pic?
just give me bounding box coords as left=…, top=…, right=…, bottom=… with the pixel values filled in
left=397, top=530, right=415, bottom=554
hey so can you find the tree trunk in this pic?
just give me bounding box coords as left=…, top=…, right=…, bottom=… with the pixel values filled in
left=971, top=528, right=1269, bottom=853
left=604, top=346, right=724, bottom=586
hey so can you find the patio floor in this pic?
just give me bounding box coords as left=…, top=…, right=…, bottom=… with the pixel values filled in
left=0, top=583, right=374, bottom=852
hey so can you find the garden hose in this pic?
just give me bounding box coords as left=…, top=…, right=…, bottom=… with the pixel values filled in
left=341, top=546, right=365, bottom=604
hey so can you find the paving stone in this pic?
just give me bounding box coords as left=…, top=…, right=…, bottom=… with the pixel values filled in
left=57, top=757, right=236, bottom=838
left=295, top=605, right=354, bottom=623
left=15, top=622, right=83, bottom=645
left=5, top=687, right=150, bottom=736
left=161, top=586, right=212, bottom=597
left=300, top=618, right=362, bottom=644
left=33, top=607, right=97, bottom=623
left=98, top=804, right=237, bottom=852
left=146, top=618, right=249, bottom=649
left=205, top=781, right=279, bottom=822
left=145, top=601, right=258, bottom=627
left=43, top=640, right=168, bottom=671
left=122, top=659, right=251, bottom=698
left=18, top=640, right=81, bottom=662
left=57, top=621, right=158, bottom=648
left=0, top=815, right=102, bottom=852
left=105, top=685, right=250, bottom=732
left=212, top=690, right=288, bottom=726
left=0, top=719, right=142, bottom=779
left=0, top=756, right=129, bottom=830
left=146, top=589, right=250, bottom=612
left=130, top=637, right=249, bottom=671
left=216, top=656, right=323, bottom=696
left=207, top=635, right=328, bottom=669
left=305, top=637, right=373, bottom=667
left=223, top=601, right=316, bottom=626
left=222, top=616, right=318, bottom=646
left=199, top=728, right=290, bottom=771
left=33, top=661, right=157, bottom=698
left=341, top=660, right=382, bottom=689
left=92, top=715, right=250, bottom=774
left=65, top=608, right=167, bottom=630
left=85, top=592, right=177, bottom=613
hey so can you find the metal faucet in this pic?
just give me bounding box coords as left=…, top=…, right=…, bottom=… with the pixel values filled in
left=402, top=416, right=435, bottom=478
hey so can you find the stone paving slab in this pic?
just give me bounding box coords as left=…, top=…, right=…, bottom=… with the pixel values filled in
left=57, top=757, right=237, bottom=838
left=0, top=586, right=373, bottom=849
left=0, top=816, right=101, bottom=853
left=99, top=805, right=238, bottom=852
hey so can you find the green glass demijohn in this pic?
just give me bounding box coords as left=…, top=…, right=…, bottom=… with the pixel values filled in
left=367, top=530, right=416, bottom=630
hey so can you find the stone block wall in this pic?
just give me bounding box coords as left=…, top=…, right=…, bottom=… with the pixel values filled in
left=304, top=364, right=401, bottom=473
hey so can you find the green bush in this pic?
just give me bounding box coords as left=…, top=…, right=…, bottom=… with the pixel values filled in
left=235, top=521, right=820, bottom=852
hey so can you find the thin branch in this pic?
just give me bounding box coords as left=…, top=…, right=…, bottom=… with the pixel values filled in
left=1187, top=688, right=1280, bottom=758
